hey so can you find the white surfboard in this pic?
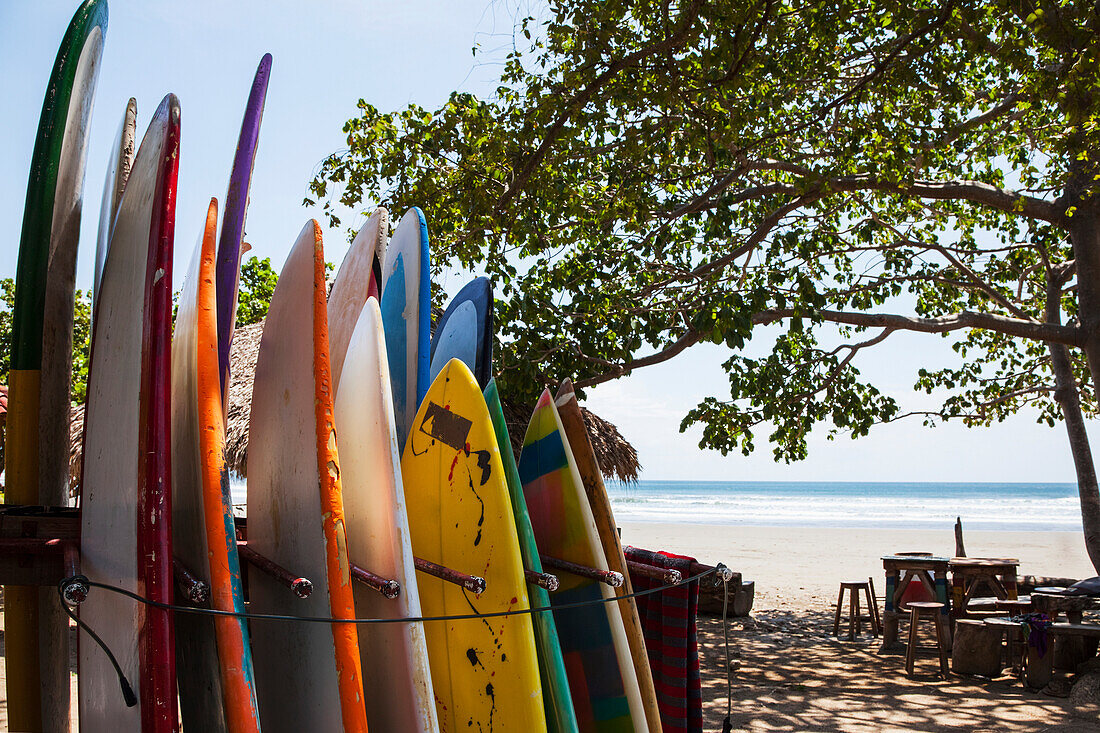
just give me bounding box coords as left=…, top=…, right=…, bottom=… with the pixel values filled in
left=79, top=94, right=180, bottom=733
left=328, top=206, right=388, bottom=389
left=335, top=298, right=438, bottom=732
left=92, top=96, right=136, bottom=320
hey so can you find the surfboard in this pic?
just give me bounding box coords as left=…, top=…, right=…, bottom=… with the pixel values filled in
left=429, top=276, right=493, bottom=388
left=79, top=92, right=179, bottom=733
left=402, top=359, right=546, bottom=732
left=519, top=390, right=646, bottom=733
left=335, top=297, right=438, bottom=732
left=554, top=380, right=661, bottom=732
left=380, top=207, right=430, bottom=450
left=247, top=220, right=368, bottom=733
left=328, top=206, right=389, bottom=390
left=215, top=53, right=271, bottom=404
left=92, top=96, right=136, bottom=320
left=6, top=2, right=107, bottom=727
left=485, top=379, right=579, bottom=733
left=172, top=199, right=261, bottom=733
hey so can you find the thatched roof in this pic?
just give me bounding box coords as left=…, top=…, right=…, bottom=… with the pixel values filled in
left=224, top=320, right=263, bottom=478
left=68, top=317, right=640, bottom=487
left=498, top=396, right=639, bottom=483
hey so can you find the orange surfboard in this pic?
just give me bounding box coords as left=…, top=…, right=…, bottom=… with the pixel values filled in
left=172, top=199, right=261, bottom=732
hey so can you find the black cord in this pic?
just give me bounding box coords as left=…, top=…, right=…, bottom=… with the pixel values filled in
left=61, top=565, right=718, bottom=626
left=61, top=565, right=718, bottom=711
left=56, top=576, right=138, bottom=707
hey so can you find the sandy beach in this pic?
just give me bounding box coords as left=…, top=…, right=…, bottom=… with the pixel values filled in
left=0, top=523, right=1096, bottom=730
left=619, top=523, right=1097, bottom=602
left=622, top=522, right=1099, bottom=731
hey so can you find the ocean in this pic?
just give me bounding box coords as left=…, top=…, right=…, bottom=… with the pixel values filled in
left=604, top=480, right=1083, bottom=532
left=231, top=477, right=1082, bottom=532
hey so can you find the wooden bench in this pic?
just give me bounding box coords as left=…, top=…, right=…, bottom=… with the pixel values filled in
left=1049, top=622, right=1100, bottom=638
left=1018, top=623, right=1100, bottom=688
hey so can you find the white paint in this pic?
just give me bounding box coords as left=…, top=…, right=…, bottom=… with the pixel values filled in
left=335, top=299, right=438, bottom=732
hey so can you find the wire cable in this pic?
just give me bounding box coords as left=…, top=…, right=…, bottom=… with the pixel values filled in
left=57, top=576, right=138, bottom=707
left=61, top=565, right=719, bottom=710
left=61, top=565, right=718, bottom=626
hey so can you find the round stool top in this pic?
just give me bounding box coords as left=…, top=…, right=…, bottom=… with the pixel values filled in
left=906, top=601, right=944, bottom=610
left=840, top=581, right=870, bottom=587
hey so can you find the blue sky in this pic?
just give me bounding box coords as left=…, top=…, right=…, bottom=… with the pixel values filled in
left=1, top=1, right=1093, bottom=483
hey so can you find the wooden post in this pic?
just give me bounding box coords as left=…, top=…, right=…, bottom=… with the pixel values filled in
left=1025, top=641, right=1054, bottom=689
left=954, top=517, right=966, bottom=558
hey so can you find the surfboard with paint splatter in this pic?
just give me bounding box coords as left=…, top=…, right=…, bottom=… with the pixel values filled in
left=402, top=358, right=546, bottom=732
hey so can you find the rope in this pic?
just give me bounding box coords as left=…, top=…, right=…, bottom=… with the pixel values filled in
left=61, top=565, right=719, bottom=708
left=720, top=569, right=732, bottom=733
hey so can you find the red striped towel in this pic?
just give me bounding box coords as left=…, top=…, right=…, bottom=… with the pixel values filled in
left=624, top=546, right=702, bottom=733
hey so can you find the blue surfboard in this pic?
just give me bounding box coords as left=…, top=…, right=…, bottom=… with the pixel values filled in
left=380, top=207, right=430, bottom=450
left=429, top=276, right=493, bottom=388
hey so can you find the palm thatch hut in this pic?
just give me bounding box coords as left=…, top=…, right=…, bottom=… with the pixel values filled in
left=67, top=318, right=640, bottom=491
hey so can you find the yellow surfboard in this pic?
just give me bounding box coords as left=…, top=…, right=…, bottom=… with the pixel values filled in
left=401, top=358, right=546, bottom=733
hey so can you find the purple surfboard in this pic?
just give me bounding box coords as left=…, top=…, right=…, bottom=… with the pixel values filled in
left=216, top=53, right=271, bottom=403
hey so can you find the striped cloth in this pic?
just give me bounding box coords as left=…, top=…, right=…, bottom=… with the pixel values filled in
left=624, top=547, right=702, bottom=733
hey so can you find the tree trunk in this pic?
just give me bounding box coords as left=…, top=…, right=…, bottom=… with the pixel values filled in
left=1047, top=271, right=1100, bottom=574
left=1066, top=160, right=1100, bottom=398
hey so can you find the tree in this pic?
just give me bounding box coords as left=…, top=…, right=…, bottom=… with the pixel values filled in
left=0, top=278, right=90, bottom=402
left=235, top=256, right=279, bottom=327
left=309, top=0, right=1100, bottom=571
left=234, top=255, right=334, bottom=327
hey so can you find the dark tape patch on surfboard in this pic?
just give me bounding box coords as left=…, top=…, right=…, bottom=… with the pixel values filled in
left=418, top=402, right=472, bottom=451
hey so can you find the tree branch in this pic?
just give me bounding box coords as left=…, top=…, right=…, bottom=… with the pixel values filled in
left=752, top=308, right=1081, bottom=345
left=495, top=0, right=704, bottom=213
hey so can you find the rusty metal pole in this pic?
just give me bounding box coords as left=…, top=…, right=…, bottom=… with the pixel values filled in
left=540, top=554, right=624, bottom=588
left=414, top=556, right=486, bottom=594
left=238, top=542, right=313, bottom=598
left=350, top=562, right=401, bottom=599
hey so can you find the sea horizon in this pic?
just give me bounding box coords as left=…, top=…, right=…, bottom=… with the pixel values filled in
left=604, top=479, right=1082, bottom=532
left=230, top=476, right=1084, bottom=533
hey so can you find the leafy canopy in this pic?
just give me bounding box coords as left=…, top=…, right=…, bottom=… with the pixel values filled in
left=308, top=0, right=1100, bottom=461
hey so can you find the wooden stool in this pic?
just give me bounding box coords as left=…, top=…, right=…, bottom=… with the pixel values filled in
left=834, top=581, right=881, bottom=640
left=906, top=601, right=949, bottom=677
left=951, top=619, right=1002, bottom=676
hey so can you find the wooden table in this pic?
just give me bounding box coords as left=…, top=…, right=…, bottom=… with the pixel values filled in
left=948, top=557, right=1019, bottom=618
left=881, top=554, right=952, bottom=650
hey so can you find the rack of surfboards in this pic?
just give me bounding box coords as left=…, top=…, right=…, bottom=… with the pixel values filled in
left=3, top=1, right=684, bottom=731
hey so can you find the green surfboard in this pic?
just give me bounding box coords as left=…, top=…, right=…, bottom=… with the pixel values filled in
left=6, top=1, right=108, bottom=730
left=485, top=379, right=580, bottom=733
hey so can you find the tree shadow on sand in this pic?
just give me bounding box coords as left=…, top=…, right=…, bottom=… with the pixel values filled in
left=696, top=611, right=1094, bottom=732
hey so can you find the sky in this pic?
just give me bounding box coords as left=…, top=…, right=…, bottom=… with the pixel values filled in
left=1, top=1, right=1094, bottom=484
